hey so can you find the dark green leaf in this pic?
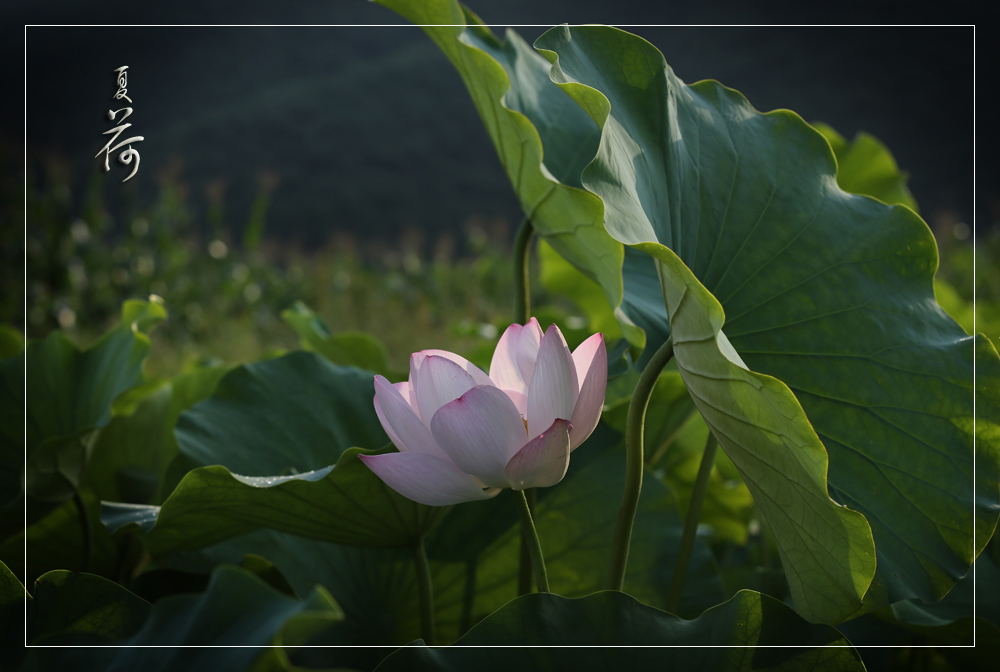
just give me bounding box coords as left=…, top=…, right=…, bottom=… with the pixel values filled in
left=102, top=445, right=447, bottom=551
left=176, top=351, right=385, bottom=476
left=240, top=553, right=299, bottom=599
left=374, top=590, right=864, bottom=671
left=27, top=570, right=151, bottom=643
left=1, top=560, right=29, bottom=669
left=21, top=565, right=345, bottom=672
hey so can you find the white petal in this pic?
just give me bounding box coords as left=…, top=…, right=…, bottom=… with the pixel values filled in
left=515, top=318, right=543, bottom=388
left=374, top=376, right=449, bottom=459
left=358, top=452, right=498, bottom=507
left=393, top=380, right=417, bottom=412
left=490, top=323, right=530, bottom=400
left=569, top=334, right=607, bottom=451
left=413, top=355, right=479, bottom=429
left=418, top=349, right=493, bottom=387
left=430, top=385, right=527, bottom=489
left=504, top=418, right=571, bottom=490
left=526, top=324, right=578, bottom=439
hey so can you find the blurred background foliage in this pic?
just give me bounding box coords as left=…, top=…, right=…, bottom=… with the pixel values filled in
left=9, top=127, right=996, bottom=381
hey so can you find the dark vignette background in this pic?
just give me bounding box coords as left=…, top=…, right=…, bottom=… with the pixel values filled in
left=2, top=0, right=988, bottom=257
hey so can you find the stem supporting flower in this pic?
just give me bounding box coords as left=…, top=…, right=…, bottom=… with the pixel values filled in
left=513, top=488, right=549, bottom=593
left=412, top=537, right=436, bottom=646
left=608, top=336, right=674, bottom=592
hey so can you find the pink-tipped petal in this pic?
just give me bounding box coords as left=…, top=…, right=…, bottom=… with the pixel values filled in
left=515, top=318, right=544, bottom=387
left=430, top=385, right=528, bottom=488
left=504, top=418, right=571, bottom=490
left=420, top=349, right=493, bottom=388
left=569, top=335, right=607, bottom=451
left=490, top=323, right=529, bottom=400
left=414, top=355, right=479, bottom=429
left=358, top=452, right=499, bottom=507
left=571, top=334, right=604, bottom=399
left=526, top=325, right=579, bottom=439
left=374, top=376, right=449, bottom=459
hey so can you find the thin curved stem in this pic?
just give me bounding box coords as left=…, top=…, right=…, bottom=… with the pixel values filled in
left=517, top=488, right=536, bottom=596
left=412, top=537, right=436, bottom=645
left=72, top=490, right=91, bottom=573
left=607, top=336, right=675, bottom=591
left=513, top=217, right=534, bottom=324
left=514, top=489, right=549, bottom=593
left=666, top=432, right=718, bottom=614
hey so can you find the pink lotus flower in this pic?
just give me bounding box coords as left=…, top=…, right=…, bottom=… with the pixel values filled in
left=358, top=319, right=607, bottom=506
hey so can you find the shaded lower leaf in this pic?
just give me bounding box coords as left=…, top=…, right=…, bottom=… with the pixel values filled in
left=374, top=590, right=864, bottom=671
left=1, top=488, right=122, bottom=586
left=27, top=570, right=151, bottom=643
left=21, top=565, right=345, bottom=672
left=151, top=423, right=722, bottom=652
left=1, top=561, right=28, bottom=669
left=102, top=445, right=448, bottom=551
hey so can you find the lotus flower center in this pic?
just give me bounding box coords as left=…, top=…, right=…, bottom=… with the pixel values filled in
left=522, top=417, right=529, bottom=436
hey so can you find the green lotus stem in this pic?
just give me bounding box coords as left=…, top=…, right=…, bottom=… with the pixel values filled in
left=513, top=217, right=534, bottom=323
left=72, top=490, right=91, bottom=573
left=517, top=488, right=537, bottom=596
left=608, top=336, right=674, bottom=591
left=513, top=217, right=535, bottom=597
left=514, top=488, right=549, bottom=593
left=666, top=432, right=719, bottom=614
left=412, top=537, right=436, bottom=646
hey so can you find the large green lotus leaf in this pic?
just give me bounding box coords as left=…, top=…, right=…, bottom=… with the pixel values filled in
left=27, top=570, right=151, bottom=643
left=531, top=25, right=1000, bottom=618
left=372, top=0, right=641, bottom=350
left=374, top=590, right=863, bottom=671
left=812, top=122, right=918, bottom=212
left=4, top=299, right=165, bottom=516
left=175, top=351, right=385, bottom=475
left=101, top=352, right=447, bottom=549
left=281, top=301, right=395, bottom=379
left=102, top=445, right=445, bottom=551
left=19, top=565, right=346, bottom=672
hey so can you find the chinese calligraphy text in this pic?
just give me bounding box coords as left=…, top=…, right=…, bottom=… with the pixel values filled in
left=96, top=66, right=143, bottom=182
